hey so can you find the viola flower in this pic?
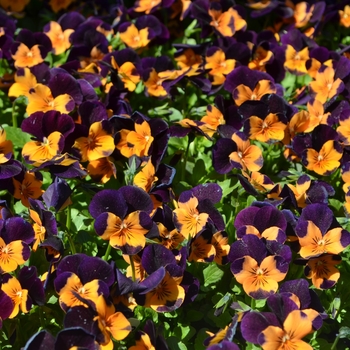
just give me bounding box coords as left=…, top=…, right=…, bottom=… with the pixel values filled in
left=309, top=66, right=344, bottom=103
left=119, top=23, right=150, bottom=49
left=337, top=113, right=350, bottom=145
left=1, top=275, right=30, bottom=318
left=0, top=0, right=30, bottom=12
left=225, top=66, right=277, bottom=106
left=49, top=0, right=74, bottom=13
left=284, top=45, right=309, bottom=74
left=229, top=235, right=290, bottom=299
left=11, top=29, right=52, bottom=68
left=303, top=138, right=342, bottom=176
left=174, top=45, right=204, bottom=76
left=133, top=0, right=163, bottom=14
left=200, top=104, right=225, bottom=137
left=307, top=98, right=330, bottom=128
left=13, top=171, right=44, bottom=207
left=90, top=187, right=154, bottom=255
left=239, top=171, right=276, bottom=195
left=246, top=112, right=287, bottom=143
left=295, top=203, right=350, bottom=259
left=211, top=231, right=230, bottom=265
left=142, top=245, right=186, bottom=312
left=54, top=254, right=114, bottom=312
left=173, top=195, right=209, bottom=240
left=248, top=45, right=274, bottom=72
left=258, top=309, right=319, bottom=349
left=26, top=84, right=75, bottom=116
left=87, top=157, right=116, bottom=184
left=133, top=159, right=158, bottom=193
left=208, top=3, right=246, bottom=37
left=157, top=222, right=185, bottom=250
left=305, top=254, right=341, bottom=289
left=129, top=331, right=155, bottom=350
left=29, top=199, right=58, bottom=251
left=339, top=5, right=350, bottom=27
left=188, top=230, right=215, bottom=263
left=73, top=121, right=115, bottom=162
left=234, top=204, right=287, bottom=243
left=110, top=56, right=140, bottom=92
left=43, top=21, right=74, bottom=55
left=205, top=47, right=236, bottom=85
left=117, top=119, right=154, bottom=158
left=286, top=174, right=311, bottom=208
left=8, top=68, right=37, bottom=99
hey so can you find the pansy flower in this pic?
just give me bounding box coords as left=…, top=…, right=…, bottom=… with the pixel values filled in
left=248, top=44, right=274, bottom=72
left=304, top=254, right=341, bottom=289
left=188, top=229, right=216, bottom=263
left=300, top=124, right=343, bottom=176
left=49, top=0, right=74, bottom=13
left=284, top=44, right=309, bottom=74
left=199, top=103, right=226, bottom=137
left=54, top=254, right=115, bottom=312
left=339, top=5, right=350, bottom=27
left=90, top=186, right=154, bottom=255
left=141, top=244, right=186, bottom=312
left=0, top=216, right=33, bottom=273
left=205, top=46, right=236, bottom=85
left=43, top=21, right=74, bottom=55
left=234, top=204, right=287, bottom=243
left=119, top=23, right=150, bottom=50
left=173, top=184, right=224, bottom=239
left=295, top=203, right=350, bottom=259
left=0, top=0, right=30, bottom=12
left=211, top=230, right=230, bottom=265
left=63, top=295, right=131, bottom=349
left=228, top=235, right=290, bottom=299
left=309, top=66, right=344, bottom=103
left=208, top=3, right=246, bottom=37
left=73, top=121, right=115, bottom=162
left=11, top=29, right=52, bottom=68
left=8, top=68, right=37, bottom=99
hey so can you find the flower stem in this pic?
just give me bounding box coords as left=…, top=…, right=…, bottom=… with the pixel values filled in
left=12, top=99, right=18, bottom=128
left=250, top=297, right=256, bottom=310
left=130, top=255, right=136, bottom=281
left=66, top=206, right=76, bottom=255
left=103, top=242, right=112, bottom=261
left=331, top=333, right=341, bottom=350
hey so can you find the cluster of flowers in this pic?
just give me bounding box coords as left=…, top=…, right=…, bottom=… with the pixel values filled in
left=1, top=0, right=350, bottom=348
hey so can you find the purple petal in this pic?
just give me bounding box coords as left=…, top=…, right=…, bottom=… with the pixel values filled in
left=23, top=330, right=56, bottom=350
left=55, top=328, right=97, bottom=350
left=141, top=244, right=176, bottom=275
left=1, top=217, right=34, bottom=244
left=119, top=186, right=153, bottom=214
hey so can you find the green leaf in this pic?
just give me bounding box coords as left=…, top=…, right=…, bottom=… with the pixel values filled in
left=203, top=264, right=224, bottom=287
left=339, top=326, right=350, bottom=339
left=4, top=125, right=31, bottom=149
left=167, top=336, right=187, bottom=350
left=173, top=325, right=195, bottom=342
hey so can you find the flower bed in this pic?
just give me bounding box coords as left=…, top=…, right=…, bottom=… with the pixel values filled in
left=1, top=0, right=350, bottom=349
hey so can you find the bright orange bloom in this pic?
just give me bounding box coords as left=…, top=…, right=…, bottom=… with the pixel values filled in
left=233, top=81, right=276, bottom=106
left=1, top=276, right=29, bottom=319
left=8, top=68, right=37, bottom=98
left=157, top=223, right=185, bottom=250
left=0, top=237, right=27, bottom=273
left=73, top=121, right=115, bottom=162
left=134, top=0, right=161, bottom=14
left=309, top=66, right=343, bottom=103
left=304, top=140, right=342, bottom=176
left=49, top=0, right=73, bottom=13
left=209, top=7, right=246, bottom=37
left=173, top=196, right=209, bottom=239
left=12, top=43, right=44, bottom=68
left=0, top=128, right=13, bottom=163
left=87, top=157, right=116, bottom=184
left=284, top=45, right=309, bottom=74
left=133, top=159, right=158, bottom=193
left=188, top=234, right=215, bottom=262
left=110, top=57, right=140, bottom=92
left=200, top=104, right=225, bottom=137
left=44, top=21, right=74, bottom=55
left=248, top=113, right=287, bottom=143
left=0, top=0, right=29, bottom=12
left=119, top=23, right=150, bottom=49
left=339, top=5, right=350, bottom=27
left=13, top=172, right=44, bottom=207
left=26, top=84, right=74, bottom=115
left=248, top=46, right=273, bottom=72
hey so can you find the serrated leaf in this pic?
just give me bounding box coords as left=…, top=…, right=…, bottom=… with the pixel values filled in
left=203, top=264, right=224, bottom=287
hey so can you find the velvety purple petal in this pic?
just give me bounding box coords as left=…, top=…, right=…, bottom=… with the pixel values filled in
left=279, top=279, right=311, bottom=308
left=0, top=160, right=22, bottom=179
left=234, top=206, right=260, bottom=229
left=18, top=266, right=45, bottom=305
left=42, top=177, right=72, bottom=212
left=141, top=244, right=175, bottom=275
left=55, top=327, right=97, bottom=350
left=119, top=186, right=153, bottom=214
left=89, top=189, right=127, bottom=219
left=139, top=267, right=166, bottom=294
left=43, top=111, right=75, bottom=138
left=54, top=271, right=74, bottom=293
left=211, top=133, right=237, bottom=164
left=197, top=199, right=225, bottom=231
left=79, top=101, right=108, bottom=127
left=267, top=293, right=299, bottom=323
left=228, top=234, right=267, bottom=264
left=48, top=72, right=83, bottom=105
left=240, top=311, right=280, bottom=344
left=23, top=330, right=56, bottom=350
left=297, top=203, right=334, bottom=235
left=1, top=217, right=34, bottom=244
left=0, top=290, right=13, bottom=321
left=207, top=341, right=240, bottom=350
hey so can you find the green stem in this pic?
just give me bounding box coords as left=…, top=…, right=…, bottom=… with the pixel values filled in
left=65, top=206, right=76, bottom=254
left=103, top=243, right=112, bottom=261
left=181, top=137, right=191, bottom=181
left=331, top=333, right=341, bottom=350
left=130, top=255, right=136, bottom=282
left=12, top=99, right=18, bottom=128
left=250, top=297, right=256, bottom=310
